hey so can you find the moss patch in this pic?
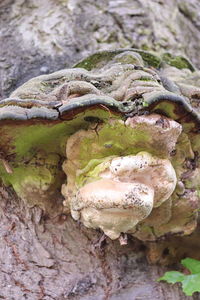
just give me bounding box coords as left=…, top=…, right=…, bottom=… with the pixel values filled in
left=0, top=109, right=120, bottom=204
left=74, top=49, right=162, bottom=71
left=162, top=53, right=195, bottom=71
left=70, top=118, right=173, bottom=188
left=78, top=121, right=151, bottom=169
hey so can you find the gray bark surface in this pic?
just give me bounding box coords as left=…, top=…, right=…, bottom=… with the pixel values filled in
left=1, top=0, right=200, bottom=99
left=1, top=0, right=200, bottom=299
left=1, top=186, right=198, bottom=300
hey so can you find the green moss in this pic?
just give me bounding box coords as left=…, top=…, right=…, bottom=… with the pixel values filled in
left=135, top=50, right=161, bottom=68
left=78, top=121, right=151, bottom=169
left=3, top=109, right=118, bottom=162
left=76, top=157, right=115, bottom=187
left=142, top=101, right=149, bottom=107
left=162, top=53, right=195, bottom=71
left=74, top=51, right=116, bottom=70
left=71, top=119, right=169, bottom=188
left=151, top=102, right=179, bottom=120
left=1, top=151, right=63, bottom=206
left=114, top=52, right=143, bottom=66
left=139, top=225, right=154, bottom=234
left=141, top=44, right=151, bottom=51
left=139, top=76, right=156, bottom=81
left=73, top=49, right=162, bottom=71
left=0, top=109, right=120, bottom=196
left=8, top=166, right=52, bottom=195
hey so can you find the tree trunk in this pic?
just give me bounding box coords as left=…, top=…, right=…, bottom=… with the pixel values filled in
left=1, top=0, right=200, bottom=100
left=1, top=186, right=198, bottom=300
left=1, top=0, right=200, bottom=299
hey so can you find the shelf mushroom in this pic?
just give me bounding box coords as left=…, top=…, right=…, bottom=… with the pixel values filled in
left=0, top=49, right=199, bottom=242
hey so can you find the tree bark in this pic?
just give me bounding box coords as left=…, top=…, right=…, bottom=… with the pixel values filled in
left=1, top=186, right=198, bottom=300
left=1, top=0, right=200, bottom=100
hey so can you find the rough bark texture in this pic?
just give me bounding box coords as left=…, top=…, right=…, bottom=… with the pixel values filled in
left=1, top=186, right=199, bottom=300
left=1, top=0, right=200, bottom=299
left=1, top=0, right=200, bottom=100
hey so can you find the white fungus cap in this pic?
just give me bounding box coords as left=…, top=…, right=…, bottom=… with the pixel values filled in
left=71, top=179, right=154, bottom=239
left=108, top=152, right=177, bottom=207
left=71, top=152, right=177, bottom=239
left=63, top=114, right=181, bottom=240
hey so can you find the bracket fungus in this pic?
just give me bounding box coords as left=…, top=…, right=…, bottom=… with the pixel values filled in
left=0, top=49, right=200, bottom=242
